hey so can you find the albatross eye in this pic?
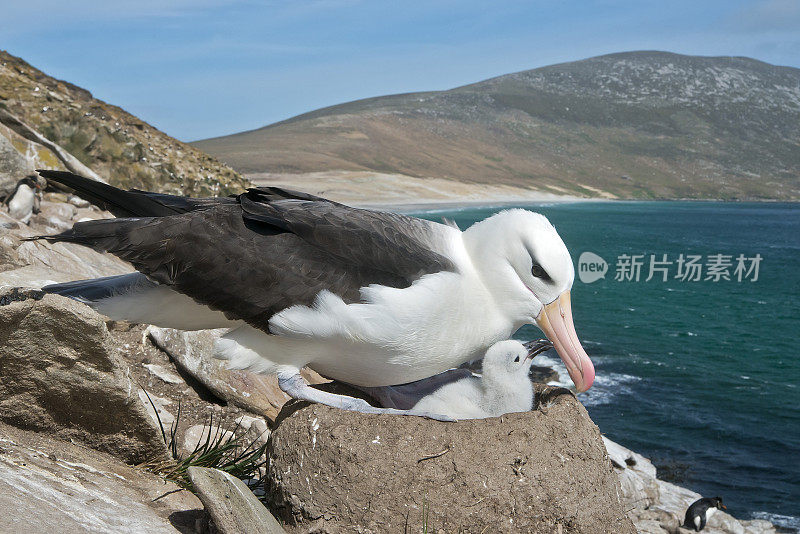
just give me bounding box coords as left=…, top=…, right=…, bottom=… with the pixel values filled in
left=531, top=263, right=546, bottom=278
left=513, top=356, right=520, bottom=363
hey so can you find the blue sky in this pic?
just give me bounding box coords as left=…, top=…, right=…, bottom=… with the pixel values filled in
left=3, top=1, right=799, bottom=141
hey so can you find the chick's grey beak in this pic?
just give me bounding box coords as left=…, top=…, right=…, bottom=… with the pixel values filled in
left=523, top=339, right=553, bottom=361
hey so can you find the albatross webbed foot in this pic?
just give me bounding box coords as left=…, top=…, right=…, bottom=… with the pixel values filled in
left=277, top=372, right=456, bottom=422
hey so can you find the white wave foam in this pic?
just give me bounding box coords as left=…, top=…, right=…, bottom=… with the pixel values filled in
left=581, top=372, right=641, bottom=406
left=751, top=511, right=800, bottom=532
left=534, top=354, right=641, bottom=406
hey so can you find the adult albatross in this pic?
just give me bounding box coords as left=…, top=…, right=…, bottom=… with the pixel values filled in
left=34, top=170, right=595, bottom=418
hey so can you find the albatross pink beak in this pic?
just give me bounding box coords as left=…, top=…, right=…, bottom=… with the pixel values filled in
left=535, top=291, right=595, bottom=392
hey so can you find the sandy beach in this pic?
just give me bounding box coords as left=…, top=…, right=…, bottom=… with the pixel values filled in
left=247, top=170, right=591, bottom=210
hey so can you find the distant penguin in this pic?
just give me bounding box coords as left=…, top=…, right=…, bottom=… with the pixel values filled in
left=683, top=496, right=726, bottom=532
left=5, top=176, right=42, bottom=224
left=410, top=339, right=552, bottom=420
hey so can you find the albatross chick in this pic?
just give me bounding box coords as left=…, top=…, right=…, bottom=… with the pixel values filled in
left=411, top=339, right=552, bottom=420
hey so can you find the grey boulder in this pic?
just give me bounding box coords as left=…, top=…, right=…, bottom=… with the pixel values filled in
left=188, top=466, right=286, bottom=534
left=0, top=422, right=202, bottom=533
left=0, top=293, right=167, bottom=464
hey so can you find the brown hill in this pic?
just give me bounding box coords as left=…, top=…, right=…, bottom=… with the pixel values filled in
left=194, top=51, right=800, bottom=200
left=1, top=50, right=248, bottom=196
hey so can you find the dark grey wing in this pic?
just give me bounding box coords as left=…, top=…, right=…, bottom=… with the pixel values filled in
left=239, top=189, right=455, bottom=280
left=38, top=198, right=456, bottom=331
left=37, top=170, right=235, bottom=216
left=247, top=186, right=335, bottom=203
left=38, top=170, right=336, bottom=217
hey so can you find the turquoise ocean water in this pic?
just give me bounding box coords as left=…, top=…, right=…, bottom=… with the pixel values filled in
left=413, top=201, right=799, bottom=530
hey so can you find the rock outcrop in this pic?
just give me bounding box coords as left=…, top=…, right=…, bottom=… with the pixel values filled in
left=0, top=200, right=132, bottom=288
left=266, top=387, right=635, bottom=533
left=0, top=124, right=39, bottom=196
left=0, top=422, right=202, bottom=533
left=0, top=108, right=103, bottom=183
left=605, top=437, right=777, bottom=534
left=0, top=294, right=167, bottom=463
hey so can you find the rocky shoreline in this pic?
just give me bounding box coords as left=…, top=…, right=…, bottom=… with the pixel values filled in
left=0, top=193, right=781, bottom=533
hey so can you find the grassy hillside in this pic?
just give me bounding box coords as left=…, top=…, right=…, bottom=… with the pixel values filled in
left=194, top=51, right=800, bottom=200
left=0, top=50, right=248, bottom=196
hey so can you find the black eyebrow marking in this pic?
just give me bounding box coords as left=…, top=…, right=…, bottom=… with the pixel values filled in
left=528, top=249, right=554, bottom=283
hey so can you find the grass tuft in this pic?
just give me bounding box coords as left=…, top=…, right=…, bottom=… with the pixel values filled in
left=140, top=388, right=268, bottom=491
